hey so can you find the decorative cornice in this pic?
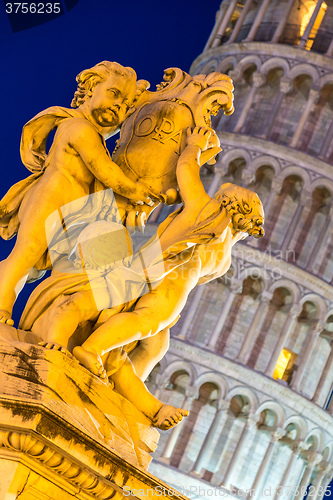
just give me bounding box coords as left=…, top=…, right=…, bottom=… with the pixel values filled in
left=169, top=340, right=333, bottom=439
left=0, top=426, right=119, bottom=499
left=232, top=245, right=333, bottom=305
left=217, top=132, right=333, bottom=182
left=190, top=43, right=333, bottom=76
left=0, top=418, right=189, bottom=500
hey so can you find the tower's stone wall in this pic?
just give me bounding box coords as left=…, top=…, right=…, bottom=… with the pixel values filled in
left=148, top=2, right=333, bottom=499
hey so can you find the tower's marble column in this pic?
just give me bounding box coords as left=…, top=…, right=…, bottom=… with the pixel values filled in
left=238, top=291, right=273, bottom=364
left=177, top=286, right=205, bottom=340
left=291, top=322, right=324, bottom=392
left=212, top=0, right=239, bottom=48
left=244, top=0, right=271, bottom=42
left=320, top=120, right=333, bottom=159
left=273, top=442, right=305, bottom=500
left=281, top=190, right=312, bottom=255
left=312, top=463, right=330, bottom=500
left=312, top=341, right=333, bottom=405
left=297, top=453, right=322, bottom=498
left=206, top=280, right=242, bottom=350
left=265, top=304, right=302, bottom=376
left=204, top=6, right=228, bottom=51
left=271, top=0, right=295, bottom=43
left=316, top=468, right=333, bottom=500
left=307, top=206, right=333, bottom=272
left=261, top=78, right=292, bottom=140
left=250, top=429, right=285, bottom=498
left=290, top=88, right=320, bottom=148
left=298, top=1, right=324, bottom=49
left=151, top=373, right=170, bottom=400
left=221, top=414, right=260, bottom=488
left=191, top=400, right=230, bottom=474
left=326, top=37, right=333, bottom=57
left=327, top=390, right=333, bottom=415
left=263, top=178, right=283, bottom=216
left=234, top=72, right=265, bottom=133
left=251, top=177, right=283, bottom=249
left=228, top=0, right=254, bottom=44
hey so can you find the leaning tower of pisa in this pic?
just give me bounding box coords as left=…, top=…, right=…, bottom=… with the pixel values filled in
left=147, top=1, right=333, bottom=499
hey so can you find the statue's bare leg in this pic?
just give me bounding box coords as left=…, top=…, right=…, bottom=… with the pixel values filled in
left=0, top=176, right=85, bottom=323
left=80, top=272, right=197, bottom=357
left=129, top=328, right=170, bottom=381
left=32, top=290, right=100, bottom=348
left=110, top=358, right=189, bottom=429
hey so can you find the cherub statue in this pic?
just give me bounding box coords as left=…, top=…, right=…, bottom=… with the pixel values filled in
left=19, top=127, right=264, bottom=400
left=0, top=61, right=153, bottom=326
left=0, top=63, right=234, bottom=328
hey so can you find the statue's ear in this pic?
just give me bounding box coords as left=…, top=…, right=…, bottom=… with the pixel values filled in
left=135, top=79, right=150, bottom=101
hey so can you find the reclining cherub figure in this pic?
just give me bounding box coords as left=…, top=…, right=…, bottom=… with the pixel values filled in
left=19, top=126, right=264, bottom=429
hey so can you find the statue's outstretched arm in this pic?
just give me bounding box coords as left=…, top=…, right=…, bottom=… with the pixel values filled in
left=176, top=127, right=221, bottom=211
left=69, top=120, right=153, bottom=204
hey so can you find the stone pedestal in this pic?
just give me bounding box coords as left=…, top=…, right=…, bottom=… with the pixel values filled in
left=0, top=326, right=188, bottom=499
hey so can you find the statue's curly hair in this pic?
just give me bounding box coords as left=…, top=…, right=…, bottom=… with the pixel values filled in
left=214, top=183, right=265, bottom=238
left=71, top=61, right=149, bottom=108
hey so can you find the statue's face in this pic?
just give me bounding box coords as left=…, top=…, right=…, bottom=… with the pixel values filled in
left=87, top=74, right=137, bottom=129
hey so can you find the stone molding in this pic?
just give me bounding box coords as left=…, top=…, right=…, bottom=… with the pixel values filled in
left=190, top=43, right=333, bottom=77
left=217, top=132, right=333, bottom=183
left=232, top=244, right=333, bottom=305
left=0, top=425, right=119, bottom=499
left=0, top=422, right=189, bottom=499
left=168, top=340, right=333, bottom=442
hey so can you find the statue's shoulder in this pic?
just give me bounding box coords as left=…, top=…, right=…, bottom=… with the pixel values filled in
left=58, top=117, right=101, bottom=142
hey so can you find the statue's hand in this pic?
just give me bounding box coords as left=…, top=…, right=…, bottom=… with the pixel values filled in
left=186, top=126, right=212, bottom=151
left=129, top=181, right=156, bottom=207
left=186, top=127, right=222, bottom=165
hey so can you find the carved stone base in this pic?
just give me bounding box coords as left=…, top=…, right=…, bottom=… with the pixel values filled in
left=0, top=326, right=188, bottom=499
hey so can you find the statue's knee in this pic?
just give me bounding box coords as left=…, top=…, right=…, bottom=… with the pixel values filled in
left=15, top=237, right=45, bottom=262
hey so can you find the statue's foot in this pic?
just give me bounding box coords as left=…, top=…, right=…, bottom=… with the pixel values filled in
left=38, top=341, right=74, bottom=359
left=72, top=345, right=107, bottom=380
left=0, top=310, right=14, bottom=326
left=153, top=405, right=189, bottom=430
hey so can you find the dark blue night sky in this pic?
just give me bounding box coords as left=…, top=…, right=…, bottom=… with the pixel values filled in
left=0, top=0, right=220, bottom=322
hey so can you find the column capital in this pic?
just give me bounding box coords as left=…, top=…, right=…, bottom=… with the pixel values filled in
left=245, top=413, right=261, bottom=428
left=299, top=189, right=312, bottom=206
left=303, top=451, right=323, bottom=467
left=309, top=87, right=321, bottom=103
left=185, top=386, right=198, bottom=400
left=252, top=72, right=265, bottom=88
left=154, top=373, right=169, bottom=388
left=317, top=460, right=331, bottom=474
left=229, top=279, right=243, bottom=294
left=228, top=69, right=242, bottom=83
left=215, top=162, right=229, bottom=177
left=291, top=440, right=307, bottom=454
left=280, top=77, right=292, bottom=94
left=271, top=176, right=284, bottom=194
left=314, top=321, right=325, bottom=335
left=216, top=398, right=230, bottom=411
left=260, top=290, right=273, bottom=305
left=289, top=303, right=302, bottom=319
left=271, top=427, right=286, bottom=442
left=241, top=169, right=256, bottom=185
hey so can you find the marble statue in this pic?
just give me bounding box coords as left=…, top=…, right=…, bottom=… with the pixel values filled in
left=0, top=63, right=234, bottom=327
left=0, top=61, right=263, bottom=436
left=18, top=127, right=264, bottom=429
